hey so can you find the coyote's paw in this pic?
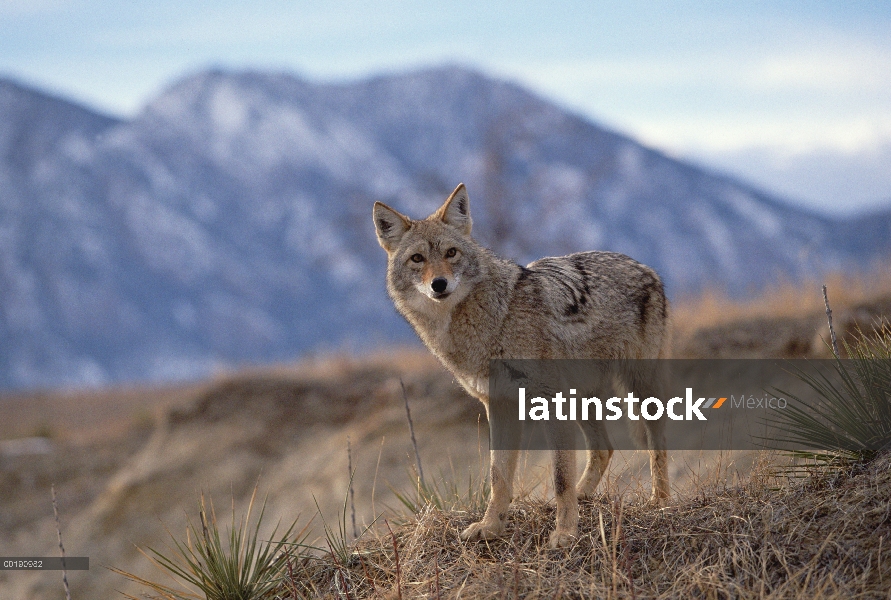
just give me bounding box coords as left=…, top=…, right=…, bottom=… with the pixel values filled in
left=576, top=485, right=605, bottom=502
left=548, top=529, right=577, bottom=549
left=460, top=519, right=506, bottom=542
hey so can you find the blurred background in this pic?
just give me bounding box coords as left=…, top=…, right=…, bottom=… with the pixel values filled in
left=1, top=2, right=890, bottom=598
left=1, top=0, right=890, bottom=389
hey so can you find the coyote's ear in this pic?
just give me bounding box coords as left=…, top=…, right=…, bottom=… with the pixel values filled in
left=373, top=202, right=411, bottom=252
left=433, top=183, right=472, bottom=235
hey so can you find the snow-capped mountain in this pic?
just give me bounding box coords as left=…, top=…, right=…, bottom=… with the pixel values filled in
left=1, top=67, right=889, bottom=389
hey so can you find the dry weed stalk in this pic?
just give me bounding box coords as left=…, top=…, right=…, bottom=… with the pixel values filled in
left=399, top=378, right=425, bottom=488
left=822, top=284, right=840, bottom=358
left=51, top=484, right=71, bottom=600
left=385, top=519, right=402, bottom=600
left=347, top=436, right=358, bottom=539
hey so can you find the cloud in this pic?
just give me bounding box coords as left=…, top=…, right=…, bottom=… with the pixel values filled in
left=507, top=39, right=891, bottom=95
left=746, top=46, right=891, bottom=92
left=691, top=141, right=891, bottom=213
left=496, top=37, right=891, bottom=154
left=636, top=115, right=891, bottom=154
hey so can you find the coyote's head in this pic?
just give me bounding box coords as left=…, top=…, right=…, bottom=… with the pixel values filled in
left=373, top=184, right=484, bottom=308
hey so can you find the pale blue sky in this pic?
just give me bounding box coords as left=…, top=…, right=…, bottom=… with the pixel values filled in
left=2, top=1, right=890, bottom=212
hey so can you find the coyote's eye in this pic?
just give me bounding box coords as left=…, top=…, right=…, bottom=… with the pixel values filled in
left=445, top=247, right=458, bottom=258
left=410, top=253, right=425, bottom=263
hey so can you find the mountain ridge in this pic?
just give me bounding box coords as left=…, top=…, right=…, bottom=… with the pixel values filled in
left=1, top=65, right=889, bottom=389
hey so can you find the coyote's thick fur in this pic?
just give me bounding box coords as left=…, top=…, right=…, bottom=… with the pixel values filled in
left=373, top=184, right=670, bottom=548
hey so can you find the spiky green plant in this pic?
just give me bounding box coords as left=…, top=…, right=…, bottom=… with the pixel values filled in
left=310, top=469, right=378, bottom=567
left=768, top=324, right=891, bottom=465
left=311, top=495, right=354, bottom=568
left=391, top=467, right=490, bottom=516
left=111, top=487, right=309, bottom=600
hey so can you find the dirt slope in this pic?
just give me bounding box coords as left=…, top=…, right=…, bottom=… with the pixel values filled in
left=2, top=293, right=889, bottom=598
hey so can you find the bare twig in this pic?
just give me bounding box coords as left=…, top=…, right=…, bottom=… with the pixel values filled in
left=359, top=554, right=377, bottom=595
left=611, top=499, right=622, bottom=599
left=399, top=378, right=425, bottom=487
left=371, top=436, right=385, bottom=518
left=329, top=548, right=353, bottom=600
left=284, top=546, right=301, bottom=597
left=347, top=436, right=358, bottom=538
left=51, top=484, right=71, bottom=600
left=620, top=508, right=636, bottom=600
left=434, top=554, right=441, bottom=600
left=822, top=284, right=840, bottom=358
left=385, top=519, right=402, bottom=600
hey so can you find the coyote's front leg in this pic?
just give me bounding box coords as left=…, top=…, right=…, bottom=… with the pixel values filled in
left=460, top=448, right=518, bottom=541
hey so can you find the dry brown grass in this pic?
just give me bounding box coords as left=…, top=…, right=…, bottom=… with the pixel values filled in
left=671, top=269, right=891, bottom=359
left=282, top=453, right=891, bottom=599
left=672, top=269, right=891, bottom=341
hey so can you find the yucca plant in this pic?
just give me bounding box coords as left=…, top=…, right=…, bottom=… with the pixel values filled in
left=768, top=323, right=891, bottom=466
left=311, top=494, right=355, bottom=567
left=112, top=487, right=309, bottom=600
left=391, top=467, right=490, bottom=516
left=308, top=469, right=378, bottom=567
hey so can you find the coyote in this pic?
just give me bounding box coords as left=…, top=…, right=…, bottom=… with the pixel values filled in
left=373, top=184, right=670, bottom=548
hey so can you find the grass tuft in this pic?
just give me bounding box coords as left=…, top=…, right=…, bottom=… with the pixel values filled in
left=111, top=486, right=308, bottom=600
left=310, top=467, right=382, bottom=566
left=391, top=468, right=490, bottom=516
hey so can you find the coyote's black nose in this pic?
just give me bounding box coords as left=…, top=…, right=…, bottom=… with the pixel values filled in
left=431, top=278, right=448, bottom=293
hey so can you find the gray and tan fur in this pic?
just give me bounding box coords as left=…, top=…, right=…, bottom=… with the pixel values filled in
left=373, top=184, right=671, bottom=548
